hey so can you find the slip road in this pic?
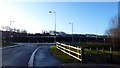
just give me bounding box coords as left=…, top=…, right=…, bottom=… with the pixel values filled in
left=2, top=43, right=38, bottom=67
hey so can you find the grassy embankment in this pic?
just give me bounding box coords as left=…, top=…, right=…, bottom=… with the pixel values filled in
left=50, top=45, right=80, bottom=63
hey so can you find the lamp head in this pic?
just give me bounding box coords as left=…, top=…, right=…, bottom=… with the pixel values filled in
left=49, top=11, right=52, bottom=13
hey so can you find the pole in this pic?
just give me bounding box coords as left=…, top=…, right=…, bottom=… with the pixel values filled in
left=96, top=30, right=97, bottom=43
left=10, top=21, right=12, bottom=46
left=69, top=22, right=73, bottom=43
left=81, top=47, right=84, bottom=63
left=49, top=11, right=57, bottom=43
left=54, top=12, right=56, bottom=43
left=110, top=46, right=112, bottom=63
left=72, top=23, right=73, bottom=43
left=10, top=20, right=15, bottom=46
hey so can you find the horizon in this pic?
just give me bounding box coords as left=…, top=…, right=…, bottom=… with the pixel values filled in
left=0, top=28, right=114, bottom=35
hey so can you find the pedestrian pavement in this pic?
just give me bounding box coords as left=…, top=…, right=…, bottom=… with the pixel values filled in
left=34, top=45, right=62, bottom=66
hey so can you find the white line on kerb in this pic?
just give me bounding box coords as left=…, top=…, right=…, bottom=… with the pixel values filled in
left=28, top=46, right=41, bottom=67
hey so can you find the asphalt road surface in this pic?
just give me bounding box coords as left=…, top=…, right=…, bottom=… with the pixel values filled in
left=2, top=43, right=38, bottom=67
left=34, top=44, right=61, bottom=66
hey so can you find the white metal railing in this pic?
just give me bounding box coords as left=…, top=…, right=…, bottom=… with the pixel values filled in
left=56, top=42, right=82, bottom=62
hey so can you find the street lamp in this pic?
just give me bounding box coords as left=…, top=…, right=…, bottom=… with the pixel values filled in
left=49, top=10, right=56, bottom=43
left=69, top=22, right=73, bottom=43
left=10, top=20, right=15, bottom=45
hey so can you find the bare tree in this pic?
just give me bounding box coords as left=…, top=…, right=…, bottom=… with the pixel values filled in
left=1, top=26, right=10, bottom=31
left=106, top=16, right=120, bottom=50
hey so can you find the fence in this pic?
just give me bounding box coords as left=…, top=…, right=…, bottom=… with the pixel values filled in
left=56, top=42, right=83, bottom=62
left=56, top=42, right=113, bottom=63
left=87, top=46, right=112, bottom=56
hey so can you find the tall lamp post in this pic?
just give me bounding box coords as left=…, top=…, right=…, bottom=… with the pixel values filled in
left=95, top=29, right=98, bottom=43
left=69, top=22, right=73, bottom=43
left=10, top=20, right=15, bottom=45
left=49, top=10, right=56, bottom=43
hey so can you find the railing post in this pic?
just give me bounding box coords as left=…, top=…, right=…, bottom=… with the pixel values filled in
left=90, top=47, right=91, bottom=56
left=102, top=47, right=104, bottom=53
left=96, top=47, right=98, bottom=54
left=77, top=47, right=79, bottom=58
left=110, top=46, right=112, bottom=63
left=56, top=42, right=58, bottom=49
left=69, top=45, right=70, bottom=55
left=55, top=42, right=57, bottom=46
left=81, top=47, right=84, bottom=63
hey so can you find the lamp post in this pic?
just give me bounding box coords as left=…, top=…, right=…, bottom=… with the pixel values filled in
left=49, top=11, right=56, bottom=43
left=96, top=30, right=97, bottom=43
left=69, top=22, right=73, bottom=43
left=10, top=20, right=15, bottom=45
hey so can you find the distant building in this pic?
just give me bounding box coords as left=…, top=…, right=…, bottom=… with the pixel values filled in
left=49, top=31, right=66, bottom=36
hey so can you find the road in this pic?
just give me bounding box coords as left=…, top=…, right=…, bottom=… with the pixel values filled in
left=2, top=43, right=38, bottom=67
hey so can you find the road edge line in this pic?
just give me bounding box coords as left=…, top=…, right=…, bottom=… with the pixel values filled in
left=28, top=46, right=41, bottom=67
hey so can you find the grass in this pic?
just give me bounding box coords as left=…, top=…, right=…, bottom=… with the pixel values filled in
left=84, top=48, right=120, bottom=64
left=50, top=44, right=120, bottom=64
left=84, top=48, right=120, bottom=56
left=76, top=42, right=111, bottom=47
left=2, top=42, right=16, bottom=47
left=71, top=42, right=120, bottom=56
left=49, top=45, right=80, bottom=63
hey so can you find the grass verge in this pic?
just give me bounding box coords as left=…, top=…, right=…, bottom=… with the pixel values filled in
left=50, top=45, right=80, bottom=63
left=2, top=42, right=16, bottom=47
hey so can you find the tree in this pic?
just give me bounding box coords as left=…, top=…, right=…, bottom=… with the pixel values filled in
left=20, top=29, right=27, bottom=33
left=35, top=33, right=42, bottom=36
left=106, top=16, right=120, bottom=50
left=16, top=29, right=20, bottom=33
left=1, top=26, right=10, bottom=31
left=42, top=30, right=50, bottom=36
